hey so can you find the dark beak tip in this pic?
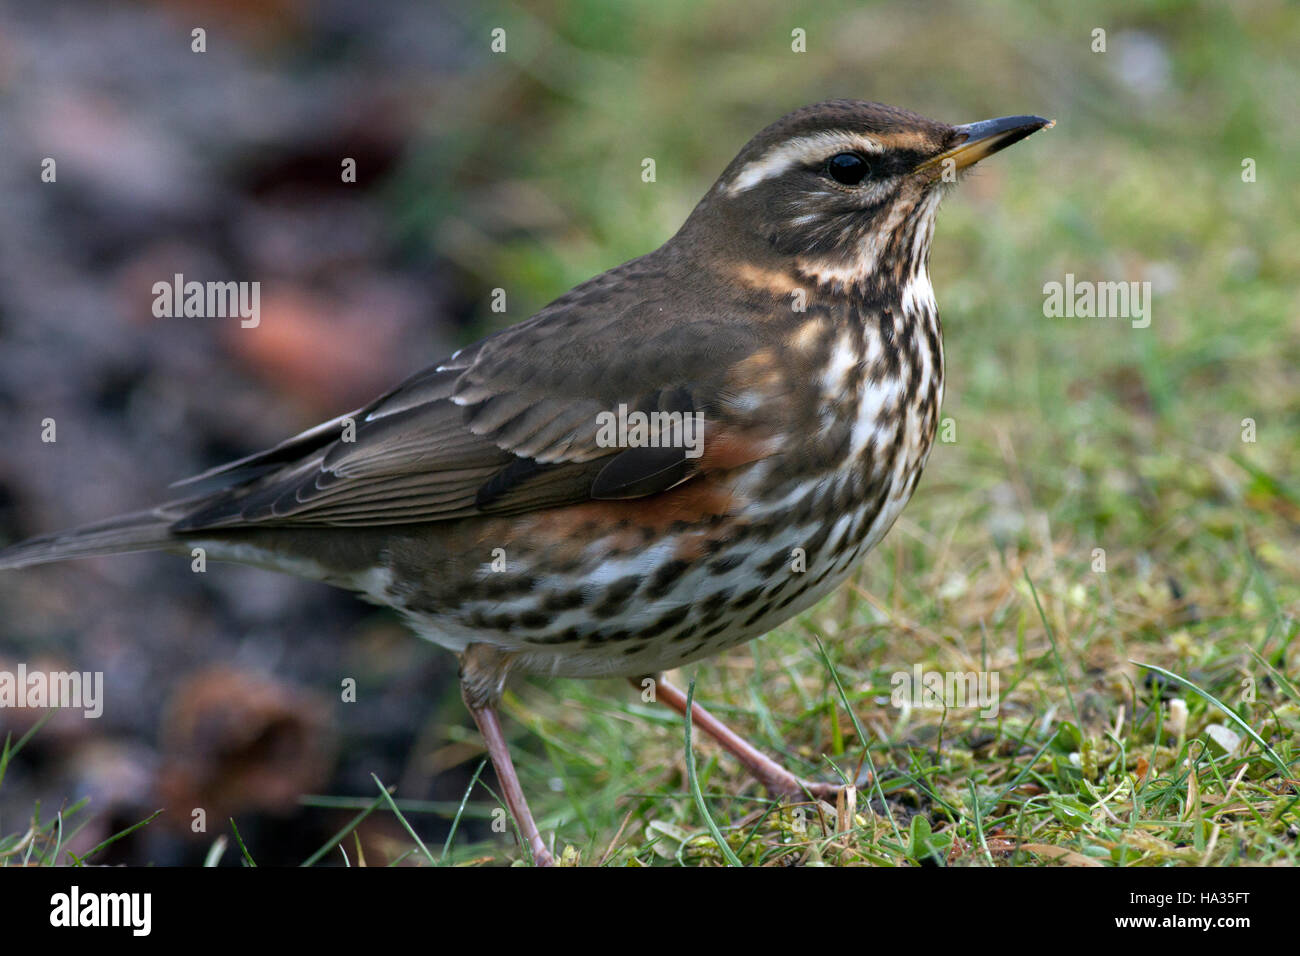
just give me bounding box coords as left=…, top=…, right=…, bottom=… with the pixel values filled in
left=956, top=113, right=1054, bottom=144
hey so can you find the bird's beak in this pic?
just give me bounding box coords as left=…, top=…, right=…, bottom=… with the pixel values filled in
left=916, top=114, right=1053, bottom=173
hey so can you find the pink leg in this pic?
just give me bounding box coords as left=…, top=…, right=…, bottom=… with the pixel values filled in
left=463, top=694, right=556, bottom=867
left=641, top=675, right=842, bottom=800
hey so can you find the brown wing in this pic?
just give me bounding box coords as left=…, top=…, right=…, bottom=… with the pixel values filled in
left=171, top=253, right=771, bottom=530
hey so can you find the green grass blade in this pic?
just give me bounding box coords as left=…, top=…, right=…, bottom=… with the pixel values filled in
left=1130, top=660, right=1294, bottom=782
left=371, top=773, right=437, bottom=865
left=684, top=679, right=743, bottom=867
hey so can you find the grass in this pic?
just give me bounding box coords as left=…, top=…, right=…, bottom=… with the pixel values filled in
left=394, top=0, right=1300, bottom=865
left=4, top=0, right=1298, bottom=866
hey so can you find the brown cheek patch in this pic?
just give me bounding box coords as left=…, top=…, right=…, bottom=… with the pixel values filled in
left=790, top=317, right=829, bottom=354
left=728, top=348, right=785, bottom=395
left=732, top=263, right=800, bottom=298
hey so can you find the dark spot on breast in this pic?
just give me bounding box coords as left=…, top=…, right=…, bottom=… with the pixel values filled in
left=756, top=549, right=789, bottom=577
left=743, top=601, right=777, bottom=628
left=808, top=563, right=836, bottom=588
left=480, top=574, right=537, bottom=599
left=709, top=553, right=747, bottom=574
left=518, top=610, right=549, bottom=630
left=645, top=559, right=690, bottom=599
left=592, top=575, right=641, bottom=618
left=774, top=589, right=803, bottom=611
left=542, top=589, right=586, bottom=612
left=648, top=604, right=691, bottom=635
left=701, top=589, right=734, bottom=616
left=528, top=624, right=584, bottom=646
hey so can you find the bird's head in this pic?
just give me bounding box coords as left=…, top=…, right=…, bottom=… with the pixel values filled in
left=686, top=100, right=1051, bottom=295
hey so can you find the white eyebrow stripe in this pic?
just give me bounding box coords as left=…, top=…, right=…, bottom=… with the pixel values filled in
left=724, top=131, right=884, bottom=195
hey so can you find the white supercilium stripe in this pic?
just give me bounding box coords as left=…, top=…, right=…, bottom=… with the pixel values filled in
left=724, top=131, right=884, bottom=195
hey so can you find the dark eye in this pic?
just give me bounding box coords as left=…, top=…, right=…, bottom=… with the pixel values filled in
left=826, top=152, right=869, bottom=186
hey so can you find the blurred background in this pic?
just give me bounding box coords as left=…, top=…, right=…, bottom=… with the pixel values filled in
left=0, top=0, right=1296, bottom=865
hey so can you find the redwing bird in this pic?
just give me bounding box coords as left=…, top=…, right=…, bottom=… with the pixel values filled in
left=0, top=100, right=1050, bottom=865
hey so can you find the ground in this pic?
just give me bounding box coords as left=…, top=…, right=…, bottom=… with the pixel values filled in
left=1, top=0, right=1297, bottom=866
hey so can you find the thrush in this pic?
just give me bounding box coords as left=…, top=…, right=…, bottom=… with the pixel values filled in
left=0, top=100, right=1050, bottom=866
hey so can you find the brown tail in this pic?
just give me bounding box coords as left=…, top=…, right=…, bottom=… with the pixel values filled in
left=0, top=508, right=183, bottom=570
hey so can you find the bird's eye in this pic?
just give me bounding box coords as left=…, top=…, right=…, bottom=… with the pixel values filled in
left=826, top=152, right=869, bottom=186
